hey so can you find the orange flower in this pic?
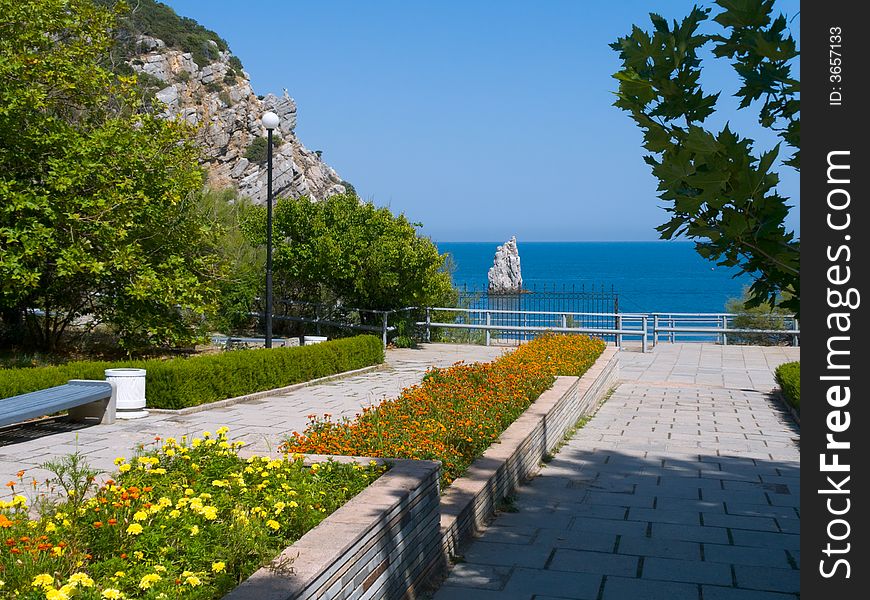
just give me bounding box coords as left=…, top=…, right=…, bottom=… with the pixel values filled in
left=0, top=514, right=13, bottom=528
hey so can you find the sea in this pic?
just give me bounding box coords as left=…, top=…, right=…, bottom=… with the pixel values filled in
left=436, top=241, right=752, bottom=315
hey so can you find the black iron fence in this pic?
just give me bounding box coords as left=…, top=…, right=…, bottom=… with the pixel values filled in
left=454, top=284, right=619, bottom=341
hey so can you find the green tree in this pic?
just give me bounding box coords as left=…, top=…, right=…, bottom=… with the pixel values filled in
left=611, top=0, right=799, bottom=315
left=243, top=194, right=455, bottom=314
left=0, top=0, right=225, bottom=351
left=199, top=189, right=264, bottom=334
left=725, top=287, right=793, bottom=345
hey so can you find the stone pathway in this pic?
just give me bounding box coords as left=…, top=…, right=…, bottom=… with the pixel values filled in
left=434, top=343, right=800, bottom=600
left=0, top=343, right=504, bottom=499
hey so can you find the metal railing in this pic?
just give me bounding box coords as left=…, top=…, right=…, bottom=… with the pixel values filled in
left=417, top=308, right=799, bottom=352
left=248, top=301, right=799, bottom=352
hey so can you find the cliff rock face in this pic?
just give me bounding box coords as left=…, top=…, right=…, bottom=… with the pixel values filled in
left=131, top=36, right=345, bottom=204
left=488, top=236, right=523, bottom=294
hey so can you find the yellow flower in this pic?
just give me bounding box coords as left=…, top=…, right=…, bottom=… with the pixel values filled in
left=45, top=589, right=70, bottom=600
left=118, top=464, right=131, bottom=473
left=211, top=561, right=226, bottom=573
left=51, top=545, right=64, bottom=557
left=184, top=575, right=202, bottom=587
left=190, top=525, right=199, bottom=536
left=68, top=573, right=94, bottom=587
left=113, top=572, right=126, bottom=578
left=153, top=565, right=166, bottom=573
left=133, top=551, right=144, bottom=560
left=138, top=573, right=161, bottom=589
left=31, top=574, right=54, bottom=588
left=158, top=497, right=172, bottom=507
left=169, top=510, right=180, bottom=518
left=113, top=457, right=126, bottom=466
left=202, top=506, right=218, bottom=520
left=211, top=479, right=228, bottom=487
left=101, top=589, right=124, bottom=599
left=126, top=523, right=143, bottom=535
left=216, top=426, right=229, bottom=436
left=133, top=511, right=147, bottom=521
left=45, top=521, right=57, bottom=533
left=266, top=519, right=280, bottom=531
left=151, top=468, right=166, bottom=475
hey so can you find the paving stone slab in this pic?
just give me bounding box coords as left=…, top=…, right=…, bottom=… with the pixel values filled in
left=437, top=344, right=800, bottom=598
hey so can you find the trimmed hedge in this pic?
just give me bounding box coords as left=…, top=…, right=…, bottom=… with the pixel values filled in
left=0, top=336, right=384, bottom=410
left=775, top=361, right=800, bottom=411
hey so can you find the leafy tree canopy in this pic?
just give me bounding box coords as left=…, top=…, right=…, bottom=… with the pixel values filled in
left=0, top=0, right=226, bottom=351
left=611, top=0, right=799, bottom=315
left=243, top=194, right=455, bottom=313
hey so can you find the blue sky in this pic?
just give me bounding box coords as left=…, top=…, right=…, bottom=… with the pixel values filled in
left=166, top=0, right=800, bottom=242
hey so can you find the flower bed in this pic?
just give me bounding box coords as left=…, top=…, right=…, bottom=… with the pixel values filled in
left=283, top=334, right=605, bottom=486
left=0, top=428, right=385, bottom=599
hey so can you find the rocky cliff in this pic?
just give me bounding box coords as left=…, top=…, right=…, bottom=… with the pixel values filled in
left=130, top=35, right=346, bottom=204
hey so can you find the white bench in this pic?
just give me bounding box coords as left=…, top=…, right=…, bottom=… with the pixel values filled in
left=0, top=380, right=117, bottom=428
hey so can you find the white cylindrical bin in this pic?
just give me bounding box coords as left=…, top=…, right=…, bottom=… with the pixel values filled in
left=105, top=368, right=148, bottom=419
left=303, top=335, right=328, bottom=346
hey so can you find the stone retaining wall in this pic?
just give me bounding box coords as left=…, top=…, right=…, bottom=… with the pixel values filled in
left=224, top=346, right=619, bottom=599
left=224, top=458, right=442, bottom=600
left=438, top=346, right=619, bottom=560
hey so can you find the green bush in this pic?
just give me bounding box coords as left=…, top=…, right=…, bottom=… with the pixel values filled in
left=0, top=336, right=383, bottom=409
left=243, top=136, right=282, bottom=163
left=775, top=361, right=800, bottom=411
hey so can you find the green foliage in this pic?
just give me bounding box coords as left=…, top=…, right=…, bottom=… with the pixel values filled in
left=228, top=55, right=244, bottom=72
left=725, top=287, right=793, bottom=345
left=340, top=180, right=357, bottom=196
left=244, top=194, right=456, bottom=313
left=611, top=0, right=799, bottom=315
left=109, top=0, right=230, bottom=68
left=0, top=0, right=226, bottom=351
left=243, top=136, right=282, bottom=164
left=775, top=361, right=799, bottom=410
left=197, top=189, right=263, bottom=334
left=0, top=335, right=384, bottom=409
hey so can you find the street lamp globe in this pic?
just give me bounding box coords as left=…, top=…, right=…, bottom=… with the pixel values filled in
left=262, top=111, right=280, bottom=130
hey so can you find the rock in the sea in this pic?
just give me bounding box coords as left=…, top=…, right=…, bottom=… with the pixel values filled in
left=488, top=236, right=523, bottom=294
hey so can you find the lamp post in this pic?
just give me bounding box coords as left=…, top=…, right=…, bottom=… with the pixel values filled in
left=262, top=111, right=280, bottom=348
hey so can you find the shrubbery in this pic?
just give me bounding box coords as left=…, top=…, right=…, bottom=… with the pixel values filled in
left=0, top=336, right=384, bottom=409
left=775, top=361, right=800, bottom=411
left=0, top=428, right=385, bottom=598
left=284, top=334, right=605, bottom=486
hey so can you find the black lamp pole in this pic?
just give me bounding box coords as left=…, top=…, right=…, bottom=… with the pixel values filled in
left=265, top=127, right=274, bottom=349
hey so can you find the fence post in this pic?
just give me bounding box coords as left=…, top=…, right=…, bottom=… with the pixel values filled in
left=669, top=316, right=675, bottom=343
left=315, top=304, right=321, bottom=336
left=653, top=314, right=659, bottom=347
left=485, top=311, right=491, bottom=347
left=722, top=314, right=728, bottom=346
left=561, top=314, right=567, bottom=331
left=382, top=312, right=388, bottom=348
left=642, top=316, right=648, bottom=353
left=793, top=318, right=799, bottom=346
left=616, top=314, right=622, bottom=348
left=425, top=307, right=431, bottom=343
